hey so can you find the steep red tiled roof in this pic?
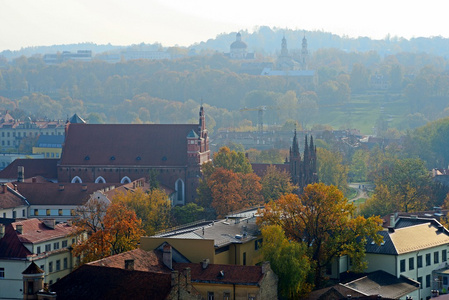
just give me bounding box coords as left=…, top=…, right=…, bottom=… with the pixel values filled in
left=88, top=248, right=169, bottom=273
left=0, top=183, right=28, bottom=209
left=16, top=182, right=116, bottom=206
left=12, top=218, right=75, bottom=244
left=0, top=159, right=58, bottom=180
left=251, top=163, right=289, bottom=178
left=60, top=123, right=198, bottom=167
left=0, top=222, right=32, bottom=259
left=50, top=265, right=172, bottom=300
left=174, top=262, right=264, bottom=285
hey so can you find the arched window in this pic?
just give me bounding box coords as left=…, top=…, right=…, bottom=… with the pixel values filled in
left=71, top=176, right=82, bottom=183
left=120, top=176, right=131, bottom=184
left=175, top=178, right=185, bottom=204
left=95, top=176, right=106, bottom=183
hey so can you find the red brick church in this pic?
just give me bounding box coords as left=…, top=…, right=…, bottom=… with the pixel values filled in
left=57, top=106, right=210, bottom=205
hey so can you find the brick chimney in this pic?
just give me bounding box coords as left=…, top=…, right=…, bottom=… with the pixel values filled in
left=125, top=259, right=134, bottom=270
left=163, top=244, right=173, bottom=269
left=183, top=267, right=192, bottom=293
left=2, top=184, right=7, bottom=194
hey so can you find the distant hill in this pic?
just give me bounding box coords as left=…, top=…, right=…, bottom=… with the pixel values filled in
left=3, top=27, right=449, bottom=61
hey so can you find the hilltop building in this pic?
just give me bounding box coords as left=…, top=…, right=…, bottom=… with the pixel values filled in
left=226, top=32, right=254, bottom=60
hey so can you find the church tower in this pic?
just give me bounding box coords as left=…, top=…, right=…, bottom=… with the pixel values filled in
left=289, top=129, right=301, bottom=188
left=280, top=35, right=289, bottom=58
left=301, top=33, right=309, bottom=70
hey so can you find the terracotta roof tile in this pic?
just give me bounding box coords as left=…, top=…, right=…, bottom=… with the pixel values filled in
left=174, top=262, right=264, bottom=285
left=60, top=123, right=198, bottom=167
left=0, top=184, right=27, bottom=209
left=12, top=218, right=75, bottom=244
left=0, top=221, right=32, bottom=259
left=88, top=248, right=170, bottom=273
left=0, top=159, right=58, bottom=180
left=16, top=182, right=116, bottom=206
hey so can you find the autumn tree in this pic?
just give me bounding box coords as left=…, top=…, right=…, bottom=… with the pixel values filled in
left=208, top=168, right=263, bottom=217
left=113, top=188, right=171, bottom=236
left=73, top=201, right=144, bottom=264
left=259, top=183, right=383, bottom=288
left=261, top=165, right=296, bottom=202
left=261, top=225, right=312, bottom=299
left=362, top=158, right=433, bottom=216
left=317, top=148, right=348, bottom=195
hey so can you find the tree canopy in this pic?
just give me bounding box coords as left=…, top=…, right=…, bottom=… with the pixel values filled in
left=259, top=183, right=383, bottom=288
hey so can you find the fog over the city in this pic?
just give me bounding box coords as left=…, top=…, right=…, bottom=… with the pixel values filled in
left=1, top=0, right=448, bottom=51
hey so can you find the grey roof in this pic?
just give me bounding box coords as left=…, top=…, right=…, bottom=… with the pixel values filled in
left=186, top=129, right=198, bottom=138
left=69, top=113, right=86, bottom=124
left=156, top=217, right=260, bottom=248
left=344, top=270, right=419, bottom=299
left=365, top=231, right=397, bottom=255
left=35, top=134, right=64, bottom=147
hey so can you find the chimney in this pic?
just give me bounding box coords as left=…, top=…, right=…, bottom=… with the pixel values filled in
left=202, top=258, right=209, bottom=269
left=389, top=214, right=396, bottom=228
left=16, top=224, right=23, bottom=234
left=2, top=184, right=7, bottom=194
left=171, top=270, right=179, bottom=292
left=82, top=184, right=87, bottom=191
left=32, top=177, right=36, bottom=183
left=0, top=224, right=5, bottom=239
left=17, top=166, right=24, bottom=182
left=183, top=267, right=192, bottom=293
left=262, top=261, right=271, bottom=274
left=43, top=219, right=55, bottom=229
left=163, top=244, right=173, bottom=269
left=59, top=184, right=64, bottom=191
left=125, top=259, right=134, bottom=270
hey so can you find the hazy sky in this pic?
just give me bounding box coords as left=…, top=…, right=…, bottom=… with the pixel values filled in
left=1, top=0, right=448, bottom=51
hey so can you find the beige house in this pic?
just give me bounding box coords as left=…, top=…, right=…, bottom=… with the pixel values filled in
left=141, top=209, right=263, bottom=266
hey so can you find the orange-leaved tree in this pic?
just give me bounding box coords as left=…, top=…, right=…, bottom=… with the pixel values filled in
left=113, top=188, right=171, bottom=236
left=259, top=183, right=383, bottom=289
left=73, top=201, right=144, bottom=265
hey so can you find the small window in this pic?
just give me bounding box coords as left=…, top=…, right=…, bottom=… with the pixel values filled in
left=426, top=253, right=431, bottom=266
left=58, top=209, right=63, bottom=216
left=45, top=244, right=51, bottom=252
left=255, top=238, right=263, bottom=251
left=40, top=265, right=44, bottom=271
left=443, top=250, right=447, bottom=262
left=435, top=251, right=440, bottom=264
left=207, top=292, right=214, bottom=300
left=34, top=209, right=39, bottom=216
left=22, top=209, right=25, bottom=217
left=0, top=268, right=4, bottom=278
left=46, top=209, right=50, bottom=216
left=223, top=292, right=230, bottom=300
left=400, top=259, right=406, bottom=272
left=62, top=240, right=68, bottom=248
left=64, top=258, right=68, bottom=269
left=54, top=242, right=59, bottom=250
left=426, top=274, right=431, bottom=288
left=36, top=246, right=41, bottom=254
left=49, top=262, right=53, bottom=273
left=243, top=252, right=247, bottom=266
left=409, top=257, right=414, bottom=270
left=56, top=260, right=61, bottom=271
left=417, top=255, right=422, bottom=268
left=12, top=211, right=16, bottom=218
left=418, top=276, right=423, bottom=289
